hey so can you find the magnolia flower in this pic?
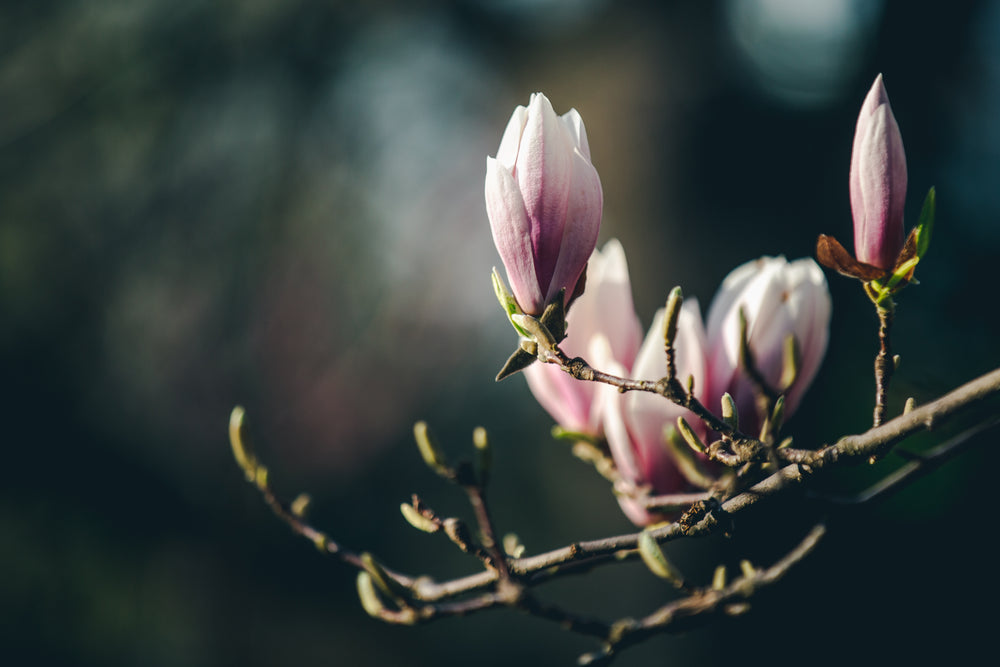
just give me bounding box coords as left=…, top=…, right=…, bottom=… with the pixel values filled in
left=523, top=239, right=642, bottom=435
left=850, top=74, right=907, bottom=271
left=599, top=301, right=708, bottom=526
left=705, top=256, right=831, bottom=435
left=485, top=92, right=603, bottom=315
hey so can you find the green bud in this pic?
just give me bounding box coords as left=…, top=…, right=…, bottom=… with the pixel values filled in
left=721, top=393, right=739, bottom=431
left=761, top=395, right=785, bottom=439
left=676, top=416, right=706, bottom=454
left=503, top=533, right=526, bottom=558
left=400, top=502, right=439, bottom=534
left=473, top=426, right=491, bottom=486
left=737, top=308, right=751, bottom=370
left=664, top=425, right=716, bottom=490
left=662, top=287, right=683, bottom=350
left=290, top=493, right=311, bottom=518
left=739, top=559, right=756, bottom=579
left=779, top=334, right=801, bottom=392
left=638, top=530, right=684, bottom=586
left=413, top=421, right=450, bottom=477
left=228, top=405, right=257, bottom=482
left=356, top=572, right=385, bottom=618
left=360, top=553, right=409, bottom=606
left=254, top=465, right=269, bottom=489
left=712, top=565, right=727, bottom=590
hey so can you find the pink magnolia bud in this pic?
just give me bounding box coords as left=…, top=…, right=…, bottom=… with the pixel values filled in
left=523, top=239, right=643, bottom=435
left=485, top=93, right=603, bottom=315
left=705, top=257, right=830, bottom=435
left=599, top=301, right=708, bottom=526
left=850, top=74, right=907, bottom=270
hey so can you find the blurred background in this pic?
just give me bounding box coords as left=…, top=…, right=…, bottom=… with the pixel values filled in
left=3, top=0, right=999, bottom=665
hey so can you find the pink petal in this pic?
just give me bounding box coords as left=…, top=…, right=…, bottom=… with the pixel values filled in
left=485, top=157, right=543, bottom=313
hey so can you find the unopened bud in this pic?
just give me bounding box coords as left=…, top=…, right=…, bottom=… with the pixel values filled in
left=473, top=426, right=491, bottom=487
left=400, top=502, right=439, bottom=534
left=779, top=334, right=801, bottom=392
left=413, top=421, right=450, bottom=477
left=356, top=572, right=385, bottom=618
left=761, top=395, right=785, bottom=439
left=254, top=465, right=269, bottom=489
left=290, top=493, right=311, bottom=518
left=676, top=416, right=706, bottom=454
left=638, top=530, right=684, bottom=586
left=503, top=533, right=526, bottom=558
left=228, top=405, right=257, bottom=481
left=664, top=425, right=716, bottom=490
left=360, top=552, right=408, bottom=605
left=737, top=308, right=751, bottom=369
left=721, top=393, right=739, bottom=431
left=662, top=287, right=683, bottom=350
left=850, top=74, right=907, bottom=271
left=712, top=565, right=727, bottom=590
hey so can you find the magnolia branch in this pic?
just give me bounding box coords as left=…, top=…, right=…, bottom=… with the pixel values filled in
left=229, top=363, right=1000, bottom=660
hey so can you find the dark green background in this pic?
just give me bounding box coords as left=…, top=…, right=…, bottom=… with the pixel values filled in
left=3, top=1, right=998, bottom=665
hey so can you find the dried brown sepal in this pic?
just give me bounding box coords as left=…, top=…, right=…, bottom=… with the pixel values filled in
left=815, top=234, right=887, bottom=281
left=495, top=346, right=536, bottom=381
left=886, top=227, right=920, bottom=287
left=539, top=287, right=568, bottom=342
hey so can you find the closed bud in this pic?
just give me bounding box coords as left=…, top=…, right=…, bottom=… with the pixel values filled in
left=400, top=502, right=439, bottom=534
left=850, top=74, right=907, bottom=271
left=638, top=530, right=684, bottom=586
left=721, top=393, right=739, bottom=431
left=485, top=92, right=603, bottom=316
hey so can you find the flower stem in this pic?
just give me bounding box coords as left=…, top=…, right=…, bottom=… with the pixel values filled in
left=873, top=300, right=895, bottom=427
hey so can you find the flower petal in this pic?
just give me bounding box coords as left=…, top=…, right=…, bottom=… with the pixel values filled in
left=485, top=156, right=543, bottom=313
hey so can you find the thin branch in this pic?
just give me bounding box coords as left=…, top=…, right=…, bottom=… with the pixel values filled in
left=461, top=478, right=512, bottom=580
left=780, top=366, right=1000, bottom=467
left=583, top=523, right=828, bottom=663
left=231, top=364, right=1000, bottom=662
left=873, top=301, right=895, bottom=427
left=825, top=419, right=999, bottom=506
left=544, top=346, right=764, bottom=462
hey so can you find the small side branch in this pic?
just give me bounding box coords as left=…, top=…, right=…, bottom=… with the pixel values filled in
left=580, top=523, right=828, bottom=665
left=826, top=419, right=999, bottom=506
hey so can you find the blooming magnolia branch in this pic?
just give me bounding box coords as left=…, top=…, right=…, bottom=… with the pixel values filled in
left=229, top=364, right=1000, bottom=663
left=232, top=81, right=976, bottom=664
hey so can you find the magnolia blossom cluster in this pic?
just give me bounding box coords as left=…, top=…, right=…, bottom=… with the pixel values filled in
left=542, top=247, right=828, bottom=525
left=486, top=92, right=841, bottom=526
